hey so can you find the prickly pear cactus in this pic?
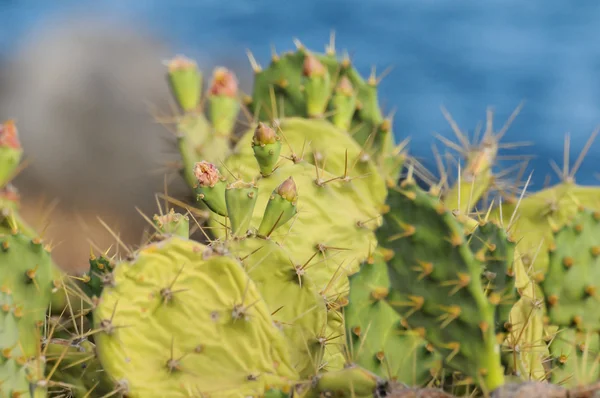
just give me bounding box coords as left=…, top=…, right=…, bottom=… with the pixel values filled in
left=376, top=179, right=508, bottom=392
left=344, top=249, right=441, bottom=385
left=93, top=235, right=299, bottom=397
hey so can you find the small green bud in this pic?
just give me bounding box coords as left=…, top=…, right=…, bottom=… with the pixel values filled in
left=332, top=76, right=357, bottom=131
left=258, top=177, right=298, bottom=237
left=208, top=67, right=240, bottom=137
left=252, top=123, right=281, bottom=176
left=302, top=53, right=331, bottom=118
left=225, top=180, right=258, bottom=237
left=166, top=55, right=202, bottom=113
left=153, top=209, right=190, bottom=239
left=193, top=161, right=228, bottom=217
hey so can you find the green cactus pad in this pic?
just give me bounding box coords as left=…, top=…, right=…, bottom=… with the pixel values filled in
left=345, top=250, right=440, bottom=385
left=541, top=208, right=600, bottom=330
left=377, top=181, right=505, bottom=391
left=490, top=182, right=600, bottom=277
left=93, top=236, right=298, bottom=397
left=547, top=328, right=600, bottom=385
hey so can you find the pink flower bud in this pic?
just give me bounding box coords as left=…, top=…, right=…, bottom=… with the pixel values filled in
left=167, top=55, right=197, bottom=72
left=302, top=54, right=326, bottom=77
left=276, top=177, right=297, bottom=202
left=336, top=76, right=354, bottom=96
left=209, top=67, right=238, bottom=97
left=253, top=122, right=277, bottom=145
left=193, top=161, right=221, bottom=187
left=0, top=120, right=20, bottom=149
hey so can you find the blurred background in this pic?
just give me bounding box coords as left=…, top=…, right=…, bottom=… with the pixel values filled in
left=1, top=0, right=599, bottom=271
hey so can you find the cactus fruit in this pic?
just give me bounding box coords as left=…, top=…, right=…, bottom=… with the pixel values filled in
left=93, top=235, right=299, bottom=397
left=344, top=250, right=441, bottom=385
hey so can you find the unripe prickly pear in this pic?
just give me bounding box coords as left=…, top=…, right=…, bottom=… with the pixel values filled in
left=252, top=123, right=282, bottom=177
left=166, top=55, right=202, bottom=113
left=208, top=67, right=240, bottom=136
left=193, top=161, right=228, bottom=216
left=0, top=120, right=23, bottom=188
left=258, top=177, right=298, bottom=237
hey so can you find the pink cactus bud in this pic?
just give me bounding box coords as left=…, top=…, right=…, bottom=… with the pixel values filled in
left=167, top=55, right=197, bottom=72
left=209, top=67, right=238, bottom=97
left=276, top=177, right=297, bottom=202
left=336, top=76, right=354, bottom=96
left=253, top=122, right=277, bottom=145
left=193, top=161, right=221, bottom=187
left=302, top=54, right=326, bottom=77
left=0, top=120, right=20, bottom=149
left=0, top=184, right=19, bottom=202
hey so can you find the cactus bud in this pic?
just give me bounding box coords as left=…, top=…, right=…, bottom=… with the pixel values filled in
left=258, top=177, right=298, bottom=237
left=192, top=161, right=228, bottom=217
left=302, top=54, right=331, bottom=117
left=0, top=120, right=23, bottom=188
left=276, top=177, right=297, bottom=202
left=208, top=67, right=240, bottom=137
left=332, top=77, right=357, bottom=131
left=302, top=54, right=327, bottom=77
left=166, top=55, right=202, bottom=113
left=209, top=67, right=238, bottom=98
left=252, top=123, right=281, bottom=176
left=193, top=161, right=221, bottom=188
left=336, top=76, right=354, bottom=97
left=0, top=120, right=21, bottom=149
left=225, top=180, right=258, bottom=237
left=153, top=209, right=190, bottom=239
left=253, top=123, right=277, bottom=146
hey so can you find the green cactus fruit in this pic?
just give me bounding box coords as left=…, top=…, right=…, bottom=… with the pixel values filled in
left=246, top=41, right=403, bottom=182
left=225, top=180, right=259, bottom=237
left=0, top=120, right=23, bottom=189
left=301, top=53, right=332, bottom=118
left=331, top=76, right=357, bottom=132
left=193, top=161, right=228, bottom=216
left=152, top=209, right=190, bottom=238
left=252, top=123, right=282, bottom=177
left=377, top=180, right=505, bottom=392
left=546, top=328, right=600, bottom=386
left=257, top=177, right=298, bottom=237
left=541, top=208, right=600, bottom=330
left=93, top=236, right=298, bottom=397
left=345, top=249, right=440, bottom=385
left=0, top=184, right=20, bottom=213
left=207, top=67, right=240, bottom=137
left=166, top=55, right=202, bottom=113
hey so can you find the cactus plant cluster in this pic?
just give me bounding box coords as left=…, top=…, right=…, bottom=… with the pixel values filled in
left=4, top=36, right=600, bottom=398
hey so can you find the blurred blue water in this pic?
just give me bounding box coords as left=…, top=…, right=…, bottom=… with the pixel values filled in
left=2, top=0, right=600, bottom=190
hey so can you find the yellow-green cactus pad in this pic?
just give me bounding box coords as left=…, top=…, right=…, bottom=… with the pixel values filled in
left=226, top=237, right=335, bottom=377
left=93, top=237, right=298, bottom=397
